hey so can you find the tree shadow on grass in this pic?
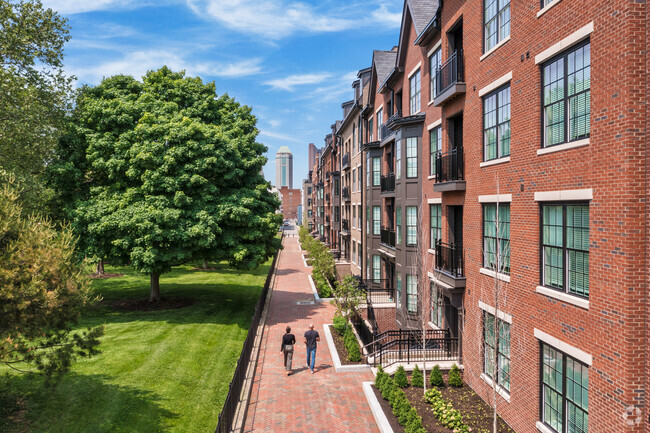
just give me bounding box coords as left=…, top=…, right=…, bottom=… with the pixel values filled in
left=2, top=373, right=178, bottom=433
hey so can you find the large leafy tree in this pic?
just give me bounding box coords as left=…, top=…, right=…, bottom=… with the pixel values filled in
left=58, top=67, right=281, bottom=301
left=0, top=0, right=74, bottom=214
left=0, top=173, right=103, bottom=383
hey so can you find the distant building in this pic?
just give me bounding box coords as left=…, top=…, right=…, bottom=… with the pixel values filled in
left=308, top=142, right=317, bottom=170
left=277, top=186, right=300, bottom=219
left=275, top=146, right=293, bottom=188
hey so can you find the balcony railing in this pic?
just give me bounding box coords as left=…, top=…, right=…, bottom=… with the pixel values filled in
left=380, top=227, right=396, bottom=248
left=436, top=49, right=464, bottom=95
left=342, top=186, right=350, bottom=200
left=380, top=173, right=395, bottom=192
left=363, top=329, right=460, bottom=368
left=342, top=219, right=350, bottom=232
left=435, top=146, right=464, bottom=183
left=359, top=279, right=395, bottom=304
left=435, top=240, right=464, bottom=278
left=342, top=154, right=350, bottom=169
left=325, top=193, right=330, bottom=202
left=325, top=215, right=330, bottom=224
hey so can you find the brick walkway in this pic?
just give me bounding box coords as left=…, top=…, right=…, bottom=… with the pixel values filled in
left=243, top=235, right=379, bottom=433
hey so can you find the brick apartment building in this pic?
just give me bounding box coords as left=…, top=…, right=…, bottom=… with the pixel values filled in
left=277, top=186, right=300, bottom=220
left=302, top=0, right=648, bottom=431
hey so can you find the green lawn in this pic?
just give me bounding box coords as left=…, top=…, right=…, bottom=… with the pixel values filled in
left=1, top=261, right=271, bottom=433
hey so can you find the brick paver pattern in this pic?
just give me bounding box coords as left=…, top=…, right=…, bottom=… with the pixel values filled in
left=243, top=235, right=379, bottom=433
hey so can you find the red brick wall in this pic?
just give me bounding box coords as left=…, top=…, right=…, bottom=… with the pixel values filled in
left=412, top=0, right=648, bottom=432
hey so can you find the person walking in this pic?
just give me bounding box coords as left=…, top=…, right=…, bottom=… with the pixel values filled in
left=304, top=323, right=320, bottom=374
left=280, top=326, right=296, bottom=376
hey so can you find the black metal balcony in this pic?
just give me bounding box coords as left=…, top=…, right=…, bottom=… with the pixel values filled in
left=359, top=279, right=395, bottom=304
left=325, top=193, right=330, bottom=202
left=325, top=215, right=330, bottom=225
left=379, top=123, right=389, bottom=141
left=434, top=146, right=465, bottom=192
left=433, top=50, right=466, bottom=106
left=435, top=240, right=464, bottom=279
left=380, top=227, right=396, bottom=248
left=342, top=219, right=349, bottom=232
left=380, top=173, right=395, bottom=193
left=342, top=186, right=350, bottom=200
left=342, top=154, right=350, bottom=169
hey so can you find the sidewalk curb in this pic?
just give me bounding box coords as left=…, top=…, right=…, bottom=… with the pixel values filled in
left=323, top=324, right=372, bottom=373
left=308, top=274, right=333, bottom=303
left=362, top=381, right=395, bottom=433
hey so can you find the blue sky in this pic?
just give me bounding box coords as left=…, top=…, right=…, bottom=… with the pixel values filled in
left=43, top=0, right=404, bottom=188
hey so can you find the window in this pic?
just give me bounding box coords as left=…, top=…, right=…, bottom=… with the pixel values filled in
left=372, top=157, right=381, bottom=186
left=358, top=242, right=362, bottom=269
left=366, top=154, right=370, bottom=186
left=484, top=0, right=510, bottom=52
left=366, top=206, right=370, bottom=234
left=368, top=118, right=374, bottom=142
left=429, top=126, right=441, bottom=176
left=541, top=204, right=589, bottom=297
left=541, top=0, right=556, bottom=7
left=334, top=206, right=340, bottom=223
left=308, top=209, right=312, bottom=217
left=483, top=203, right=511, bottom=274
left=406, top=206, right=417, bottom=246
left=429, top=48, right=441, bottom=100
left=308, top=199, right=312, bottom=206
left=395, top=139, right=401, bottom=179
left=483, top=311, right=511, bottom=392
left=334, top=179, right=340, bottom=196
left=541, top=344, right=589, bottom=433
left=406, top=275, right=417, bottom=313
left=406, top=137, right=418, bottom=178
left=352, top=206, right=356, bottom=228
left=483, top=85, right=511, bottom=161
left=372, top=255, right=381, bottom=282
left=352, top=169, right=356, bottom=191
left=396, top=206, right=402, bottom=246
left=352, top=124, right=356, bottom=154
left=430, top=204, right=441, bottom=249
left=409, top=69, right=421, bottom=114
left=396, top=273, right=402, bottom=306
left=307, top=187, right=312, bottom=195
left=358, top=167, right=362, bottom=191
left=430, top=283, right=442, bottom=327
left=373, top=206, right=381, bottom=235
left=377, top=109, right=383, bottom=139
left=543, top=42, right=590, bottom=147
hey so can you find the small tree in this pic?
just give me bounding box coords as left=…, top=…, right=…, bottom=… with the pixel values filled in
left=394, top=366, right=409, bottom=388
left=0, top=174, right=104, bottom=383
left=411, top=365, right=424, bottom=388
left=332, top=275, right=363, bottom=318
left=430, top=364, right=444, bottom=387
left=449, top=364, right=463, bottom=387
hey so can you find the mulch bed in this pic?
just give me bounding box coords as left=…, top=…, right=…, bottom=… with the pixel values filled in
left=371, top=385, right=405, bottom=433
left=103, top=297, right=195, bottom=312
left=88, top=272, right=124, bottom=279
left=329, top=327, right=364, bottom=365
left=373, top=371, right=516, bottom=433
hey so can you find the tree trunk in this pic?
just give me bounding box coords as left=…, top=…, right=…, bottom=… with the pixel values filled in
left=97, top=260, right=104, bottom=274
left=149, top=273, right=160, bottom=302
left=203, top=258, right=208, bottom=270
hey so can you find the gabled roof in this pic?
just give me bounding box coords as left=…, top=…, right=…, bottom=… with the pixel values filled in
left=407, top=0, right=439, bottom=37
left=373, top=50, right=398, bottom=88
left=396, top=0, right=441, bottom=66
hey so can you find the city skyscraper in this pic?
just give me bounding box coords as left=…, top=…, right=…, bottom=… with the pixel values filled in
left=275, top=146, right=293, bottom=188
left=308, top=142, right=317, bottom=170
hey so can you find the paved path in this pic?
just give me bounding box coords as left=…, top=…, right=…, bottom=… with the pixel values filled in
left=243, top=235, right=379, bottom=433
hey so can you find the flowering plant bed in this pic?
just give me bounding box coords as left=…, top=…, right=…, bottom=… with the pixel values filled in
left=375, top=369, right=516, bottom=433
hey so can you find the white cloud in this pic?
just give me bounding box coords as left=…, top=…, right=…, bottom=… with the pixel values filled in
left=259, top=130, right=304, bottom=144
left=186, top=0, right=356, bottom=39
left=371, top=3, right=402, bottom=27
left=264, top=73, right=332, bottom=91
left=70, top=50, right=263, bottom=84
left=305, top=71, right=359, bottom=103
left=41, top=0, right=156, bottom=14
left=268, top=119, right=282, bottom=128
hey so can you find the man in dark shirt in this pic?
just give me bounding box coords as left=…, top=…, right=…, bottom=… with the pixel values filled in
left=304, top=323, right=320, bottom=374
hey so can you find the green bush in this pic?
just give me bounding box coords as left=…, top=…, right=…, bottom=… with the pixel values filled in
left=313, top=272, right=332, bottom=298
left=394, top=366, right=409, bottom=388
left=332, top=314, right=348, bottom=336
left=411, top=365, right=423, bottom=388
left=345, top=330, right=361, bottom=362
left=381, top=377, right=396, bottom=401
left=397, top=402, right=413, bottom=425
left=430, top=364, right=444, bottom=387
left=449, top=364, right=463, bottom=387
left=375, top=368, right=388, bottom=388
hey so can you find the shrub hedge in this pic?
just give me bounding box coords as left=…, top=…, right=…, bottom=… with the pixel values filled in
left=374, top=369, right=426, bottom=433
